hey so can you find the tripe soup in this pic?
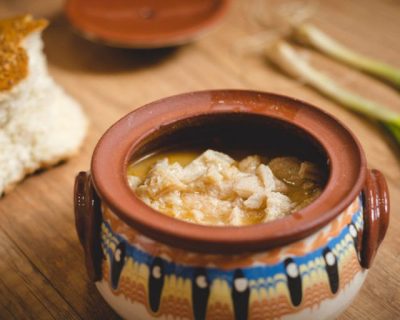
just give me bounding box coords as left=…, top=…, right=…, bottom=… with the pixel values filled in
left=127, top=149, right=323, bottom=226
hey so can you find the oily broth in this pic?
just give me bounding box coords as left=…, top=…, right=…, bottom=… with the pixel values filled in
left=128, top=148, right=269, bottom=179
left=127, top=150, right=200, bottom=180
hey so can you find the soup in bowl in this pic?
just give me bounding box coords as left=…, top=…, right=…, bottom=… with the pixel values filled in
left=74, top=90, right=389, bottom=320
left=128, top=149, right=325, bottom=226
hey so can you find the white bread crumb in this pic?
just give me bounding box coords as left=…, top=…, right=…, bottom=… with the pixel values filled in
left=0, top=30, right=87, bottom=195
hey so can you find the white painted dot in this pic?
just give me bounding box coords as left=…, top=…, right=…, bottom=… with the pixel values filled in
left=286, top=262, right=299, bottom=278
left=152, top=265, right=162, bottom=279
left=234, top=278, right=248, bottom=292
left=196, top=275, right=208, bottom=289
left=114, top=249, right=121, bottom=262
left=349, top=224, right=357, bottom=238
left=325, top=252, right=336, bottom=266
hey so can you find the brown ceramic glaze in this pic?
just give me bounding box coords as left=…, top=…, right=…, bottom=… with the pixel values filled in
left=89, top=90, right=368, bottom=253
left=65, top=0, right=231, bottom=48
left=74, top=172, right=102, bottom=281
left=361, top=169, right=390, bottom=268
left=74, top=90, right=391, bottom=319
left=74, top=90, right=392, bottom=281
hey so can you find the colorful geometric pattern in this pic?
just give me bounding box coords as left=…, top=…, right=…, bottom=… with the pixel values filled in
left=99, top=195, right=364, bottom=319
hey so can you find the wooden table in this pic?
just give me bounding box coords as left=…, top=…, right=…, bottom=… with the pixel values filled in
left=1, top=0, right=399, bottom=319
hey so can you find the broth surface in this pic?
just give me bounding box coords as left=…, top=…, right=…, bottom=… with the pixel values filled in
left=127, top=149, right=324, bottom=226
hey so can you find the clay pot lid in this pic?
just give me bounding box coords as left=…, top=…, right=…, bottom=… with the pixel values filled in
left=91, top=90, right=367, bottom=253
left=65, top=0, right=231, bottom=48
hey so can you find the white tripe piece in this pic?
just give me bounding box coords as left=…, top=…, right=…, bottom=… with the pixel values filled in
left=0, top=30, right=87, bottom=195
left=129, top=150, right=294, bottom=225
left=238, top=155, right=261, bottom=174
left=243, top=192, right=265, bottom=209
left=128, top=176, right=142, bottom=190
left=256, top=164, right=276, bottom=192
left=230, top=206, right=244, bottom=226
left=265, top=192, right=293, bottom=220
left=233, top=174, right=263, bottom=198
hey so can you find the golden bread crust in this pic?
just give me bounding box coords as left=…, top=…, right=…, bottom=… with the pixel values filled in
left=0, top=15, right=48, bottom=91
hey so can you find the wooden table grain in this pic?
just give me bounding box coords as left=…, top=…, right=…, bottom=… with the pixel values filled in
left=0, top=0, right=399, bottom=319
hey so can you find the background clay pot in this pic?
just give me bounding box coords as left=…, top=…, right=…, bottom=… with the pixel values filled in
left=65, top=0, right=231, bottom=48
left=74, top=90, right=389, bottom=320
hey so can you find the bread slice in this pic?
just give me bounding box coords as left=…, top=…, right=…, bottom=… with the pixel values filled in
left=0, top=15, right=88, bottom=195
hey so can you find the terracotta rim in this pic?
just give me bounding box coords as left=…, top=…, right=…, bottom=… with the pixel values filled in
left=91, top=90, right=367, bottom=253
left=65, top=0, right=231, bottom=48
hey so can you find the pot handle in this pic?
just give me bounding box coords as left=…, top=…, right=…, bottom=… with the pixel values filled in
left=74, top=171, right=103, bottom=281
left=361, top=169, right=390, bottom=269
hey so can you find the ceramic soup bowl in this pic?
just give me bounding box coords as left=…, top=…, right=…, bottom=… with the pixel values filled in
left=74, top=90, right=389, bottom=320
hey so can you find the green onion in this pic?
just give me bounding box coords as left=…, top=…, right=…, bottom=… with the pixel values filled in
left=293, top=24, right=400, bottom=89
left=265, top=41, right=400, bottom=147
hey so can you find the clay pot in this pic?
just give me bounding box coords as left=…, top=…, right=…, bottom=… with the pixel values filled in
left=65, top=0, right=231, bottom=48
left=74, top=90, right=389, bottom=320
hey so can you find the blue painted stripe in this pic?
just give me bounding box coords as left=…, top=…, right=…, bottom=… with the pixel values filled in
left=102, top=196, right=363, bottom=287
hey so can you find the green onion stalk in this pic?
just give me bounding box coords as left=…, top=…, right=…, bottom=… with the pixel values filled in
left=265, top=41, right=400, bottom=146
left=292, top=24, right=400, bottom=89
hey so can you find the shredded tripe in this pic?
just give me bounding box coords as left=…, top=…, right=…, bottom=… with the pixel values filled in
left=128, top=150, right=323, bottom=226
